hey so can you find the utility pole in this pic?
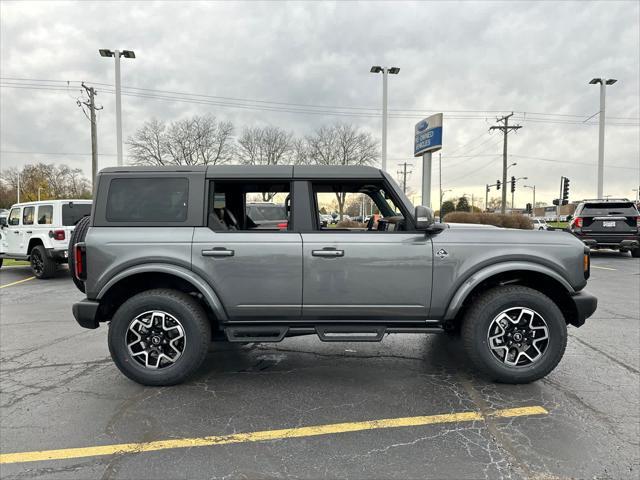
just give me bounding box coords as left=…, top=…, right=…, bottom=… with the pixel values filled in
left=79, top=83, right=102, bottom=188
left=17, top=171, right=20, bottom=203
left=396, top=162, right=413, bottom=194
left=490, top=113, right=522, bottom=214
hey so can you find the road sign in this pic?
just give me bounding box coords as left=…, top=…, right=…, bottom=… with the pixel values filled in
left=414, top=113, right=443, bottom=157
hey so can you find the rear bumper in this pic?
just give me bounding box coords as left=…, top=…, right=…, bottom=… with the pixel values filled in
left=45, top=248, right=69, bottom=262
left=569, top=290, right=597, bottom=327
left=572, top=232, right=639, bottom=249
left=72, top=298, right=100, bottom=329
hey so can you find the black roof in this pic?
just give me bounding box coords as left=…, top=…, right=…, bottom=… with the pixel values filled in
left=100, top=165, right=384, bottom=180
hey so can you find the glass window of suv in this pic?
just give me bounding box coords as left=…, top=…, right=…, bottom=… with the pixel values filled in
left=106, top=178, right=188, bottom=223
left=38, top=205, right=53, bottom=224
left=62, top=203, right=92, bottom=225
left=22, top=206, right=35, bottom=225
left=8, top=207, right=21, bottom=226
left=208, top=181, right=290, bottom=231
left=580, top=202, right=638, bottom=216
left=312, top=181, right=408, bottom=232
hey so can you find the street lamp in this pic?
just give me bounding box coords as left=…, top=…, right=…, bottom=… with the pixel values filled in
left=589, top=77, right=617, bottom=198
left=370, top=65, right=400, bottom=172
left=507, top=162, right=517, bottom=171
left=100, top=49, right=136, bottom=166
left=523, top=184, right=535, bottom=215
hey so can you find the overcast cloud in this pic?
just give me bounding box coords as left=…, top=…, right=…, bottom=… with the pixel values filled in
left=1, top=0, right=638, bottom=207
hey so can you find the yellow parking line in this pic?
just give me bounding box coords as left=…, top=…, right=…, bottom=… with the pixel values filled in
left=0, top=276, right=35, bottom=289
left=0, top=405, right=547, bottom=465
left=591, top=265, right=616, bottom=271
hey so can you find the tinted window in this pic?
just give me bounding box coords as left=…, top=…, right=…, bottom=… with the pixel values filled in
left=8, top=208, right=20, bottom=226
left=106, top=178, right=188, bottom=223
left=62, top=203, right=92, bottom=226
left=22, top=206, right=35, bottom=225
left=247, top=204, right=287, bottom=221
left=581, top=202, right=638, bottom=216
left=38, top=205, right=53, bottom=224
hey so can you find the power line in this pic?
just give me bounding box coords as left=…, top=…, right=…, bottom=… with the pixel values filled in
left=2, top=77, right=638, bottom=124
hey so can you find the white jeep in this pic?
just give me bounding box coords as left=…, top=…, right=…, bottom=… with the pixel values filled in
left=0, top=200, right=92, bottom=278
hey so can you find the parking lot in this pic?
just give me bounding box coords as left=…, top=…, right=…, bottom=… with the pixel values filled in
left=0, top=252, right=638, bottom=480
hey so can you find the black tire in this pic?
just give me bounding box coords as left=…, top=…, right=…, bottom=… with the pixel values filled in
left=632, top=248, right=640, bottom=258
left=461, top=285, right=567, bottom=384
left=0, top=258, right=3, bottom=269
left=30, top=245, right=57, bottom=279
left=108, top=289, right=211, bottom=386
left=68, top=215, right=91, bottom=293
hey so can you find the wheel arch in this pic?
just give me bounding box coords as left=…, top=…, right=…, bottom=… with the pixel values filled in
left=96, top=264, right=228, bottom=329
left=27, top=237, right=45, bottom=255
left=444, top=263, right=581, bottom=327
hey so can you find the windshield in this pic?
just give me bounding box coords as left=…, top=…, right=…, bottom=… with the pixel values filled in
left=62, top=203, right=92, bottom=225
left=581, top=203, right=638, bottom=216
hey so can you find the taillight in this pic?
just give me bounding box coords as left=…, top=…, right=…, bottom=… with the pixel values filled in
left=636, top=216, right=640, bottom=228
left=74, top=243, right=86, bottom=280
left=572, top=217, right=583, bottom=229
left=277, top=222, right=288, bottom=230
left=49, top=229, right=66, bottom=241
left=583, top=247, right=591, bottom=279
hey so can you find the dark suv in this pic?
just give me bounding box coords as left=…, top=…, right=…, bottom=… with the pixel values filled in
left=569, top=199, right=640, bottom=257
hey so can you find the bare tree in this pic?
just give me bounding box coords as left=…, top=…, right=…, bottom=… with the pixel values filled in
left=306, top=123, right=379, bottom=218
left=237, top=126, right=294, bottom=200
left=127, top=115, right=234, bottom=166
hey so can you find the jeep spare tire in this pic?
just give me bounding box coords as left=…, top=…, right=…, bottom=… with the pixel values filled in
left=68, top=215, right=91, bottom=293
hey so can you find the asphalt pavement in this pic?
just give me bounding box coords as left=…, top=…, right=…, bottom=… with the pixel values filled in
left=0, top=251, right=638, bottom=479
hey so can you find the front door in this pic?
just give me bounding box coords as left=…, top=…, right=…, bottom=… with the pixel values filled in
left=302, top=180, right=433, bottom=320
left=191, top=179, right=302, bottom=320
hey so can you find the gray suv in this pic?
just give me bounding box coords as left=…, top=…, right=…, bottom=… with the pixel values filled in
left=71, top=165, right=597, bottom=386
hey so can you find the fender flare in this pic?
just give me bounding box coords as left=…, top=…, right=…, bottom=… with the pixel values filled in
left=96, top=263, right=228, bottom=321
left=443, top=261, right=575, bottom=320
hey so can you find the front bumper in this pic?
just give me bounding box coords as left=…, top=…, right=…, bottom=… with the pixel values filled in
left=569, top=290, right=597, bottom=327
left=72, top=298, right=100, bottom=329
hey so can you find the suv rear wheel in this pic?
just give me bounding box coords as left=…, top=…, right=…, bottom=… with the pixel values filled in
left=108, top=289, right=211, bottom=386
left=30, top=245, right=57, bottom=279
left=462, top=285, right=567, bottom=384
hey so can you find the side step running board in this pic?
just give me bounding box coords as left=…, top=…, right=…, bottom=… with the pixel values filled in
left=316, top=326, right=386, bottom=342
left=225, top=326, right=288, bottom=342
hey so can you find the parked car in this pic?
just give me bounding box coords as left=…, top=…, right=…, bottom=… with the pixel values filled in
left=569, top=198, right=640, bottom=257
left=0, top=200, right=92, bottom=277
left=532, top=218, right=549, bottom=230
left=70, top=165, right=596, bottom=386
left=245, top=202, right=288, bottom=230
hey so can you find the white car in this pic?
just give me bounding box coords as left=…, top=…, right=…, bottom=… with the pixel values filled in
left=0, top=200, right=92, bottom=277
left=532, top=218, right=549, bottom=230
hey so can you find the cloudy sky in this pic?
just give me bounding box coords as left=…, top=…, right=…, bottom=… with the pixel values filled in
left=1, top=0, right=639, bottom=207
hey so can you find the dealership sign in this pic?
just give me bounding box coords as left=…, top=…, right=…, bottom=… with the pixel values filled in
left=414, top=113, right=443, bottom=157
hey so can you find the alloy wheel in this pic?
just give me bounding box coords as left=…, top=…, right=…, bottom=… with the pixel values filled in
left=126, top=310, right=186, bottom=369
left=487, top=307, right=549, bottom=367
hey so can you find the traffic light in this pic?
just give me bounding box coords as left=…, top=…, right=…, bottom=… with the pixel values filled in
left=526, top=203, right=532, bottom=214
left=486, top=184, right=490, bottom=193
left=552, top=199, right=559, bottom=206
left=496, top=180, right=501, bottom=190
left=510, top=176, right=516, bottom=193
left=562, top=177, right=570, bottom=205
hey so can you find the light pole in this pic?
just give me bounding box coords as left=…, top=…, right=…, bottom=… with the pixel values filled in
left=633, top=188, right=639, bottom=203
left=440, top=189, right=452, bottom=215
left=38, top=187, right=42, bottom=201
left=100, top=49, right=136, bottom=166
left=370, top=66, right=400, bottom=172
left=523, top=184, right=535, bottom=215
left=589, top=77, right=617, bottom=198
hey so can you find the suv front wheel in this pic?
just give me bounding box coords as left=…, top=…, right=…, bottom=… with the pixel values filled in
left=462, top=285, right=567, bottom=384
left=108, top=289, right=211, bottom=386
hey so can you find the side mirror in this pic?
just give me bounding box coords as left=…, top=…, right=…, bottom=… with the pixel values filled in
left=415, top=206, right=435, bottom=230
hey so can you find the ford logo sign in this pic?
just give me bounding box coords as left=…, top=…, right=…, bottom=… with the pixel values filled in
left=417, top=121, right=428, bottom=132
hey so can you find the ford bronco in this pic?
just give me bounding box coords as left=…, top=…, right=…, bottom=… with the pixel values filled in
left=70, top=165, right=597, bottom=386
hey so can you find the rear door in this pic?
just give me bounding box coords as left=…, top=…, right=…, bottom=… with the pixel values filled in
left=191, top=178, right=302, bottom=320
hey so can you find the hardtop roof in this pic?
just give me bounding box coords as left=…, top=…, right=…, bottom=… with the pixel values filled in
left=100, top=165, right=384, bottom=180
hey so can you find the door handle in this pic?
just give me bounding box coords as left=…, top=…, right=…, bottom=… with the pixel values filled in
left=13, top=231, right=20, bottom=234
left=312, top=248, right=344, bottom=258
left=25, top=231, right=32, bottom=234
left=202, top=248, right=234, bottom=257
